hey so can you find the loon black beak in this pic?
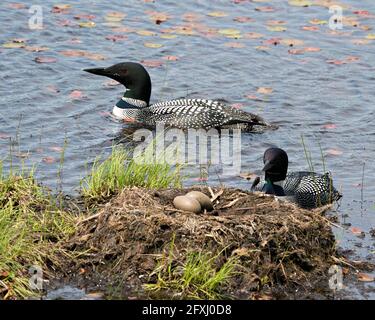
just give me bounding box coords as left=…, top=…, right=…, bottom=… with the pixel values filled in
left=262, top=160, right=273, bottom=172
left=83, top=67, right=110, bottom=76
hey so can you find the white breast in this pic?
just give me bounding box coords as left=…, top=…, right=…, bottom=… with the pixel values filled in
left=113, top=105, right=126, bottom=120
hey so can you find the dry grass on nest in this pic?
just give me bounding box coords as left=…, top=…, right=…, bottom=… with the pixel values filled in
left=65, top=186, right=336, bottom=299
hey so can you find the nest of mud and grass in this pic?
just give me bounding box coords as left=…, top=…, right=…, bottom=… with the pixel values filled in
left=61, top=186, right=338, bottom=299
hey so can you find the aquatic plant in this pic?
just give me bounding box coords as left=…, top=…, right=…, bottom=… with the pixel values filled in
left=300, top=135, right=340, bottom=208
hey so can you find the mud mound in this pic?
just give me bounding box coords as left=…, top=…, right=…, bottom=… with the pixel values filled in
left=65, top=186, right=336, bottom=299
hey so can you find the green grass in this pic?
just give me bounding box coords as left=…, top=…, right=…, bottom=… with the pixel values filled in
left=300, top=135, right=339, bottom=207
left=0, top=162, right=76, bottom=299
left=145, top=236, right=239, bottom=299
left=81, top=146, right=184, bottom=201
left=0, top=142, right=185, bottom=298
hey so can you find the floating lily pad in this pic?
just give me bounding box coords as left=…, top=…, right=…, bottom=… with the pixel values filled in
left=280, top=38, right=304, bottom=46
left=207, top=11, right=228, bottom=18
left=218, top=28, right=241, bottom=36
left=24, top=46, right=49, bottom=52
left=144, top=42, right=163, bottom=48
left=140, top=60, right=163, bottom=67
left=357, top=273, right=374, bottom=282
left=309, top=19, right=327, bottom=25
left=79, top=21, right=96, bottom=28
left=267, top=26, right=287, bottom=32
left=136, top=30, right=157, bottom=36
left=105, top=12, right=126, bottom=22
left=162, top=55, right=179, bottom=61
left=288, top=0, right=312, bottom=7
left=2, top=42, right=25, bottom=49
left=160, top=34, right=177, bottom=39
left=257, top=87, right=273, bottom=94
left=34, top=57, right=57, bottom=63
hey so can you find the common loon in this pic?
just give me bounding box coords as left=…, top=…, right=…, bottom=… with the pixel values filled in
left=84, top=62, right=271, bottom=131
left=251, top=147, right=342, bottom=208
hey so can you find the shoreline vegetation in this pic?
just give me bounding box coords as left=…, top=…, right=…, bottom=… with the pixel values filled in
left=0, top=147, right=354, bottom=300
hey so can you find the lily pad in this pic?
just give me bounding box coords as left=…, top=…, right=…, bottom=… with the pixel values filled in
left=136, top=30, right=157, bottom=36
left=79, top=21, right=96, bottom=28
left=144, top=42, right=163, bottom=48
left=207, top=11, right=228, bottom=18
left=289, top=0, right=312, bottom=7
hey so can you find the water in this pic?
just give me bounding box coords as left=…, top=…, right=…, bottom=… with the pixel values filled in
left=44, top=285, right=103, bottom=300
left=1, top=0, right=374, bottom=299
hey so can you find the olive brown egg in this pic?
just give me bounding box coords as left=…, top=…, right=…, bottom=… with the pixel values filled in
left=173, top=195, right=202, bottom=213
left=185, top=191, right=213, bottom=211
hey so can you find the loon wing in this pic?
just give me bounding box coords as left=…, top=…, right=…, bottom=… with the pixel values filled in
left=284, top=171, right=315, bottom=195
left=149, top=99, right=267, bottom=129
left=220, top=107, right=268, bottom=127
left=286, top=171, right=341, bottom=208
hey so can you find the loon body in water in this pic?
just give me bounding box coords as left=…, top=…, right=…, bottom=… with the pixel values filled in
left=84, top=62, right=271, bottom=131
left=251, top=147, right=342, bottom=208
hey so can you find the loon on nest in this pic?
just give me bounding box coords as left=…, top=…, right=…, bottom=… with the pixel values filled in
left=84, top=62, right=271, bottom=131
left=251, top=147, right=342, bottom=209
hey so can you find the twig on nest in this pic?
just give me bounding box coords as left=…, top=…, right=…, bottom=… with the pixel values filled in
left=257, top=202, right=272, bottom=208
left=77, top=212, right=101, bottom=225
left=222, top=198, right=240, bottom=209
left=207, top=186, right=215, bottom=198
left=320, top=216, right=343, bottom=229
left=279, top=262, right=288, bottom=282
left=233, top=206, right=256, bottom=211
left=164, top=208, right=192, bottom=214
left=211, top=189, right=224, bottom=202
left=0, top=280, right=9, bottom=290
left=332, top=256, right=358, bottom=272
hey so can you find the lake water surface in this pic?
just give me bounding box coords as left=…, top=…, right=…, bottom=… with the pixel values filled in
left=1, top=0, right=374, bottom=299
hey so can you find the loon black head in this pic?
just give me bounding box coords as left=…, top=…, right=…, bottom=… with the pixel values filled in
left=262, top=147, right=288, bottom=183
left=84, top=62, right=152, bottom=105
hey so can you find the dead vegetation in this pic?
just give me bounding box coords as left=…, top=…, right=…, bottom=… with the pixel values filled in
left=63, top=186, right=337, bottom=299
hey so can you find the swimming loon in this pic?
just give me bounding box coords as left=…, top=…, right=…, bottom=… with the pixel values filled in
left=251, top=147, right=342, bottom=208
left=84, top=62, right=270, bottom=131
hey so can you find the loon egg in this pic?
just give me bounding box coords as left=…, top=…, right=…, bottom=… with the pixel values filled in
left=185, top=191, right=213, bottom=211
left=173, top=196, right=202, bottom=214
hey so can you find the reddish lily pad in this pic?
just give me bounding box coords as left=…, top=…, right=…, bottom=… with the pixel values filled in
left=302, top=26, right=319, bottom=31
left=49, top=146, right=64, bottom=152
left=34, top=57, right=57, bottom=63
left=326, top=148, right=343, bottom=156
left=255, top=7, right=275, bottom=12
left=162, top=55, right=179, bottom=61
left=74, top=14, right=96, bottom=20
left=234, top=17, right=255, bottom=23
left=69, top=90, right=85, bottom=100
left=322, top=123, right=337, bottom=130
left=257, top=87, right=273, bottom=94
left=357, top=273, right=374, bottom=282
left=105, top=34, right=128, bottom=42
left=52, top=4, right=71, bottom=14
left=8, top=3, right=27, bottom=9
left=0, top=133, right=10, bottom=139
left=43, top=157, right=56, bottom=164
left=140, top=60, right=163, bottom=68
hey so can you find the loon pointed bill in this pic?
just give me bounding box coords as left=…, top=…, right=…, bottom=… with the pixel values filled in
left=251, top=147, right=342, bottom=209
left=84, top=62, right=272, bottom=131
